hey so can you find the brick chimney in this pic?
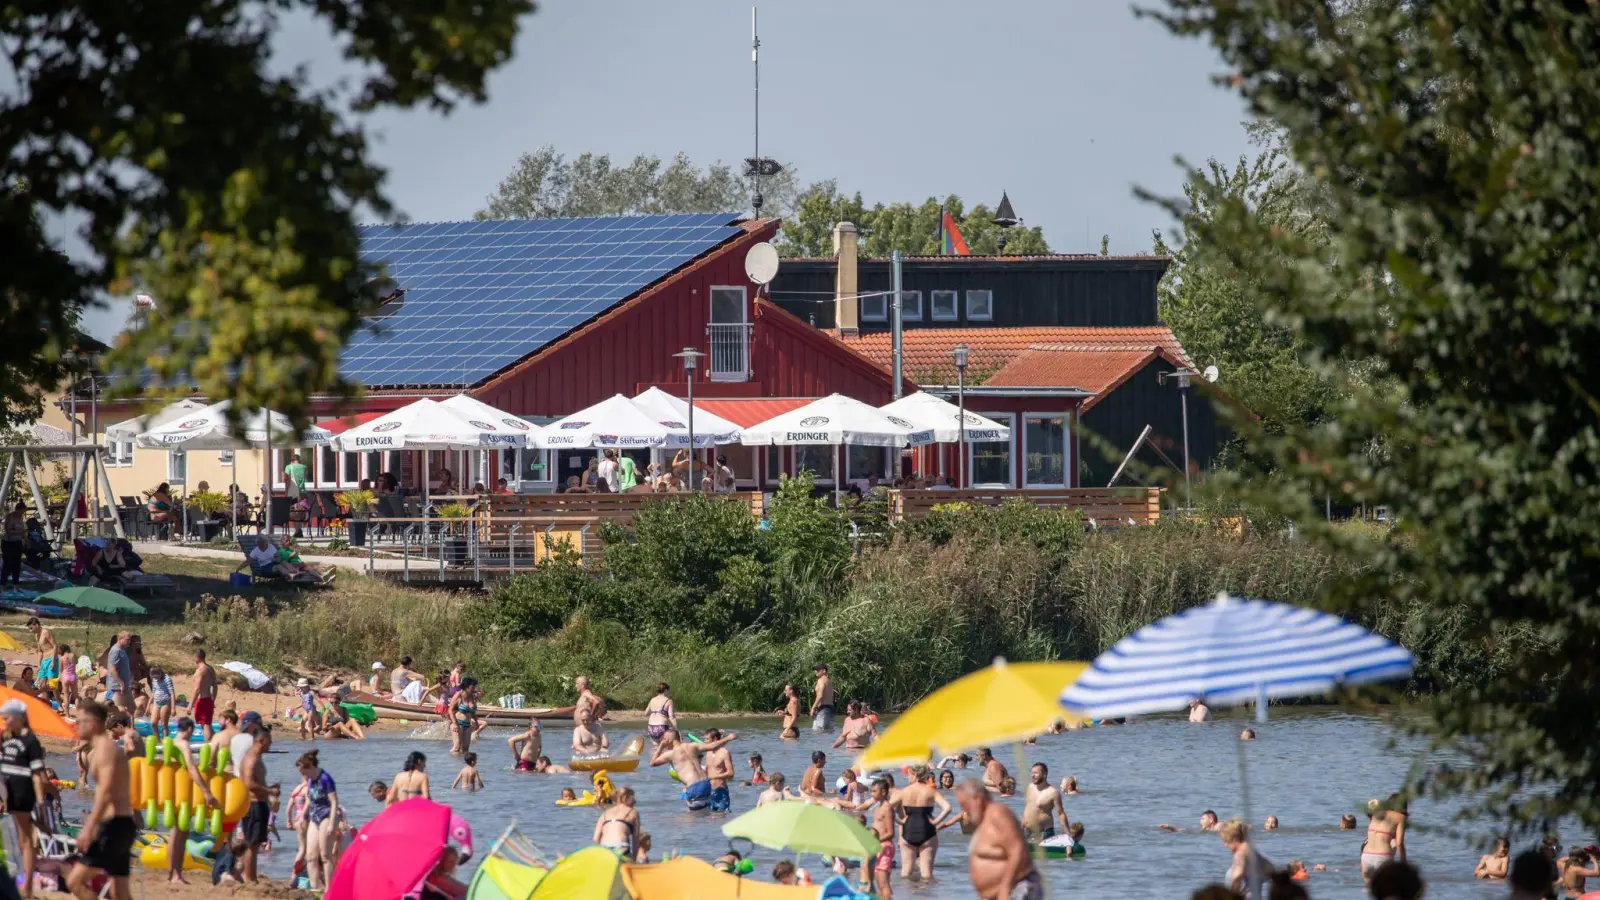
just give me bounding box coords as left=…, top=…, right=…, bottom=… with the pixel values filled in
left=833, top=221, right=858, bottom=335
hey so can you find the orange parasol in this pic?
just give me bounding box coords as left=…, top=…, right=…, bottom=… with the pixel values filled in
left=0, top=686, right=76, bottom=740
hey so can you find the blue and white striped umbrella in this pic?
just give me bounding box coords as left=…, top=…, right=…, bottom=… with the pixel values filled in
left=1060, top=592, right=1415, bottom=720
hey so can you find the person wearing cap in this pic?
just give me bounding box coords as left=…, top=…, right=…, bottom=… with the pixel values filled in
left=294, top=679, right=321, bottom=740
left=1, top=698, right=47, bottom=898
left=230, top=711, right=262, bottom=778
left=809, top=664, right=835, bottom=732
left=368, top=661, right=385, bottom=695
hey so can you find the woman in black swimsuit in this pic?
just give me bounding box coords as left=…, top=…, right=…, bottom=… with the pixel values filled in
left=893, top=765, right=952, bottom=881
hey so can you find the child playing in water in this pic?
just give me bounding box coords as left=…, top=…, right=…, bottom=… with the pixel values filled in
left=368, top=781, right=388, bottom=802
left=558, top=787, right=578, bottom=803
left=742, top=752, right=767, bottom=786
left=634, top=833, right=652, bottom=864
left=452, top=753, right=483, bottom=792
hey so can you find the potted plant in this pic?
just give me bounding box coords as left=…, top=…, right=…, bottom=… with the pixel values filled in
left=435, top=503, right=474, bottom=565
left=336, top=489, right=377, bottom=547
left=188, top=489, right=230, bottom=541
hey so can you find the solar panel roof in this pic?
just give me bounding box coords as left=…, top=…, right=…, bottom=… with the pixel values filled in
left=341, top=213, right=746, bottom=387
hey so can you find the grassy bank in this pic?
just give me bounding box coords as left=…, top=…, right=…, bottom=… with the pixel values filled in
left=146, top=482, right=1395, bottom=712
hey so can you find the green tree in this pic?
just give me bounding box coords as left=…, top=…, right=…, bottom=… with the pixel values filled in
left=2, top=0, right=532, bottom=428
left=1152, top=126, right=1347, bottom=444
left=1153, top=0, right=1600, bottom=828
left=776, top=189, right=1051, bottom=257
left=477, top=147, right=799, bottom=221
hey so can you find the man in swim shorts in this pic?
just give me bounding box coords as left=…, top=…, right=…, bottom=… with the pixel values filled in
left=190, top=649, right=217, bottom=738
left=68, top=700, right=136, bottom=900
left=1022, top=763, right=1068, bottom=840
left=573, top=676, right=609, bottom=752
left=959, top=778, right=1043, bottom=900
left=649, top=728, right=737, bottom=812
left=703, top=728, right=736, bottom=813
left=809, top=664, right=834, bottom=732
left=508, top=720, right=542, bottom=771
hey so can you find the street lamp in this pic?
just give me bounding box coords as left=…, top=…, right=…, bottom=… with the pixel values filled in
left=952, top=345, right=969, bottom=488
left=673, top=347, right=706, bottom=491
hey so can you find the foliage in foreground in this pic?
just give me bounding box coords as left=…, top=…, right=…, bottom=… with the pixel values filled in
left=2, top=0, right=531, bottom=427
left=1151, top=0, right=1600, bottom=828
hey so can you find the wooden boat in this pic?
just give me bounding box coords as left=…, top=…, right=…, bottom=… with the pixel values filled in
left=343, top=691, right=576, bottom=726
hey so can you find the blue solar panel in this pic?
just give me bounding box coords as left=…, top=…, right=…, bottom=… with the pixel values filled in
left=341, top=213, right=745, bottom=386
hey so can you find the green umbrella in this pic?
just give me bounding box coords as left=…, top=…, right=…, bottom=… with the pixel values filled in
left=41, top=586, right=146, bottom=615
left=722, top=801, right=880, bottom=860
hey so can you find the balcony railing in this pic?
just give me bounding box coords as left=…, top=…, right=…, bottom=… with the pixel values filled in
left=707, top=322, right=752, bottom=382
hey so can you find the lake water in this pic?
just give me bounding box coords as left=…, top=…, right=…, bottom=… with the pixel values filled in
left=49, top=709, right=1527, bottom=899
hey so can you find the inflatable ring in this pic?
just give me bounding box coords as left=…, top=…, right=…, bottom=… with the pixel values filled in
left=569, top=735, right=645, bottom=773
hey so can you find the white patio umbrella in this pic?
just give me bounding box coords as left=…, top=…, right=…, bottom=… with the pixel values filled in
left=134, top=400, right=333, bottom=536
left=103, top=398, right=210, bottom=444
left=740, top=393, right=935, bottom=505
left=334, top=398, right=527, bottom=505
left=1060, top=592, right=1415, bottom=897
left=532, top=394, right=672, bottom=451
left=631, top=386, right=742, bottom=447
left=438, top=394, right=538, bottom=489
left=879, top=392, right=1011, bottom=443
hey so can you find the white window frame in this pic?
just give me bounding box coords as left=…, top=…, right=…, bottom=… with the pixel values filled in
left=502, top=446, right=554, bottom=489
left=967, top=412, right=1016, bottom=488
left=106, top=439, right=134, bottom=467
left=931, top=289, right=959, bottom=322
left=897, top=290, right=922, bottom=322
left=1022, top=414, right=1070, bottom=488
left=860, top=291, right=888, bottom=321
left=167, top=449, right=187, bottom=486
left=339, top=451, right=362, bottom=487
left=218, top=449, right=235, bottom=465
left=314, top=445, right=341, bottom=489
left=362, top=451, right=390, bottom=485
left=967, top=289, right=994, bottom=321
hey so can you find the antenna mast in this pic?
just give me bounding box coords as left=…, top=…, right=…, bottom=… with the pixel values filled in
left=744, top=6, right=781, bottom=218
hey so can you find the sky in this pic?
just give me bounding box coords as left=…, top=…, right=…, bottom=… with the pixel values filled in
left=80, top=0, right=1252, bottom=340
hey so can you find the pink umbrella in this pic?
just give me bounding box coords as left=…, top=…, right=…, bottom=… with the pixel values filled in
left=326, top=798, right=474, bottom=900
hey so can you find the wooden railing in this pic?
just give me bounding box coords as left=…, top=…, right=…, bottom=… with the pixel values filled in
left=889, top=488, right=1162, bottom=526
left=485, top=491, right=766, bottom=521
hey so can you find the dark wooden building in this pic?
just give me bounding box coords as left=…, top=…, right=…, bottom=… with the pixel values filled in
left=774, top=229, right=1231, bottom=490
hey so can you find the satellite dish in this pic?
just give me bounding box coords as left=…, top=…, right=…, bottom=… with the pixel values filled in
left=1203, top=365, right=1220, bottom=383
left=745, top=242, right=780, bottom=285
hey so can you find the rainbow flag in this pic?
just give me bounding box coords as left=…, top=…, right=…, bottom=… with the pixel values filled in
left=940, top=209, right=970, bottom=256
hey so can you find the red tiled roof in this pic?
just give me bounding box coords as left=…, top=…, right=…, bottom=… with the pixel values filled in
left=838, top=326, right=1193, bottom=383
left=695, top=398, right=815, bottom=428
left=987, top=347, right=1184, bottom=410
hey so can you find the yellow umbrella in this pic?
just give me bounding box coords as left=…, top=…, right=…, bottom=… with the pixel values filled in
left=855, top=659, right=1089, bottom=771
left=0, top=632, right=25, bottom=652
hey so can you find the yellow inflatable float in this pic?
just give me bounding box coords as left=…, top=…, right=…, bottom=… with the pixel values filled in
left=555, top=771, right=616, bottom=807
left=126, top=735, right=249, bottom=873
left=568, top=735, right=645, bottom=773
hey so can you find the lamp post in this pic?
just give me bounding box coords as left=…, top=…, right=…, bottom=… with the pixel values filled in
left=673, top=347, right=706, bottom=491
left=1158, top=368, right=1196, bottom=508
left=952, top=345, right=969, bottom=488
